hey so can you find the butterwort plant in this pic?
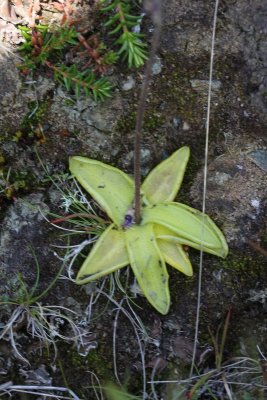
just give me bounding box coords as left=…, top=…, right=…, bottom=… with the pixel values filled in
left=69, top=147, right=228, bottom=314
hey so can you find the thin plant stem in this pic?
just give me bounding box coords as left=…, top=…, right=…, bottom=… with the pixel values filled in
left=190, top=0, right=219, bottom=377
left=217, top=305, right=232, bottom=369
left=134, top=0, right=162, bottom=224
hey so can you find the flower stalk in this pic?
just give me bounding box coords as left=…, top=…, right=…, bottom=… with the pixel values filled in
left=134, top=0, right=162, bottom=224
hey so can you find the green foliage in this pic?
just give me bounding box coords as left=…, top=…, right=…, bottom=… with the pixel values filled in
left=69, top=148, right=228, bottom=315
left=0, top=167, right=30, bottom=200
left=18, top=25, right=112, bottom=101
left=17, top=2, right=148, bottom=100
left=104, top=383, right=141, bottom=400
left=0, top=246, right=64, bottom=306
left=52, top=64, right=112, bottom=101
left=19, top=24, right=78, bottom=67
left=100, top=0, right=148, bottom=67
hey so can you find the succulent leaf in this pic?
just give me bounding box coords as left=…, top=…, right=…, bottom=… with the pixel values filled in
left=155, top=225, right=228, bottom=258
left=142, top=202, right=228, bottom=256
left=142, top=146, right=190, bottom=204
left=76, top=224, right=129, bottom=284
left=125, top=223, right=170, bottom=315
left=157, top=237, right=193, bottom=276
left=69, top=157, right=134, bottom=227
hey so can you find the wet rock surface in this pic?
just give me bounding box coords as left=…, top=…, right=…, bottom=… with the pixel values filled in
left=0, top=0, right=266, bottom=398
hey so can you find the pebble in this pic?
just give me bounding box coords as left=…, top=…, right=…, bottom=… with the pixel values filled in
left=182, top=121, right=190, bottom=131
left=152, top=56, right=162, bottom=75
left=190, top=79, right=222, bottom=91
left=121, top=75, right=135, bottom=91
left=250, top=199, right=260, bottom=209
left=208, top=172, right=231, bottom=185
left=172, top=116, right=182, bottom=128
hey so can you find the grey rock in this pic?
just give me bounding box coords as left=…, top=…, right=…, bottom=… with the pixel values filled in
left=207, top=172, right=231, bottom=186
left=247, top=149, right=267, bottom=172
left=122, top=147, right=152, bottom=176
left=20, top=365, right=52, bottom=385
left=0, top=194, right=50, bottom=295
left=190, top=138, right=267, bottom=245
left=152, top=57, right=163, bottom=75
left=162, top=0, right=267, bottom=122
left=121, top=76, right=135, bottom=91
left=190, top=79, right=222, bottom=92
left=172, top=116, right=182, bottom=128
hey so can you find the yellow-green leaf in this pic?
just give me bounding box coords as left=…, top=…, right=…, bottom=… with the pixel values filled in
left=125, top=223, right=170, bottom=315
left=157, top=237, right=193, bottom=276
left=155, top=225, right=227, bottom=258
left=141, top=146, right=190, bottom=204
left=76, top=224, right=129, bottom=284
left=69, top=157, right=134, bottom=226
left=142, top=202, right=228, bottom=256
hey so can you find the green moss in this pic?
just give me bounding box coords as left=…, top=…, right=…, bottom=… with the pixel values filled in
left=144, top=112, right=164, bottom=130
left=0, top=167, right=36, bottom=200
left=0, top=155, right=5, bottom=165
left=116, top=110, right=164, bottom=134
left=222, top=250, right=263, bottom=273
left=116, top=111, right=136, bottom=134
left=18, top=99, right=51, bottom=141
left=87, top=347, right=114, bottom=379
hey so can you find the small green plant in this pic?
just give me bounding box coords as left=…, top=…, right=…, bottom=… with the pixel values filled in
left=101, top=0, right=148, bottom=67
left=18, top=24, right=113, bottom=101
left=172, top=309, right=266, bottom=400
left=0, top=167, right=28, bottom=200
left=36, top=156, right=108, bottom=238
left=18, top=24, right=78, bottom=69
left=51, top=63, right=112, bottom=100
left=69, top=147, right=228, bottom=315
left=104, top=382, right=142, bottom=399
left=17, top=1, right=147, bottom=99
left=0, top=249, right=85, bottom=364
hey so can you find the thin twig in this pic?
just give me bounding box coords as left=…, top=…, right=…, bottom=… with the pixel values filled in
left=247, top=240, right=267, bottom=257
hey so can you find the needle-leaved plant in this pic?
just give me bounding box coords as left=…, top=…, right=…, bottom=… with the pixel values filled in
left=69, top=146, right=228, bottom=314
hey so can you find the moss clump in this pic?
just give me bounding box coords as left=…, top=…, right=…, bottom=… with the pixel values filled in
left=0, top=155, right=6, bottom=165
left=116, top=111, right=136, bottom=134
left=144, top=111, right=164, bottom=131
left=0, top=167, right=36, bottom=200
left=222, top=250, right=264, bottom=273
left=116, top=109, right=165, bottom=135
left=17, top=99, right=51, bottom=144
left=21, top=100, right=50, bottom=129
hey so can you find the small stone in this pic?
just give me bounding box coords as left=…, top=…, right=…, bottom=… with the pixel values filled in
left=250, top=199, right=260, bottom=209
left=208, top=172, right=231, bottom=185
left=130, top=280, right=143, bottom=296
left=212, top=269, right=223, bottom=282
left=182, top=121, right=190, bottom=131
left=83, top=282, right=97, bottom=295
left=23, top=365, right=52, bottom=385
left=172, top=116, right=182, bottom=128
left=141, top=148, right=152, bottom=164
left=121, top=76, right=135, bottom=91
left=190, top=79, right=222, bottom=92
left=152, top=56, right=162, bottom=75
